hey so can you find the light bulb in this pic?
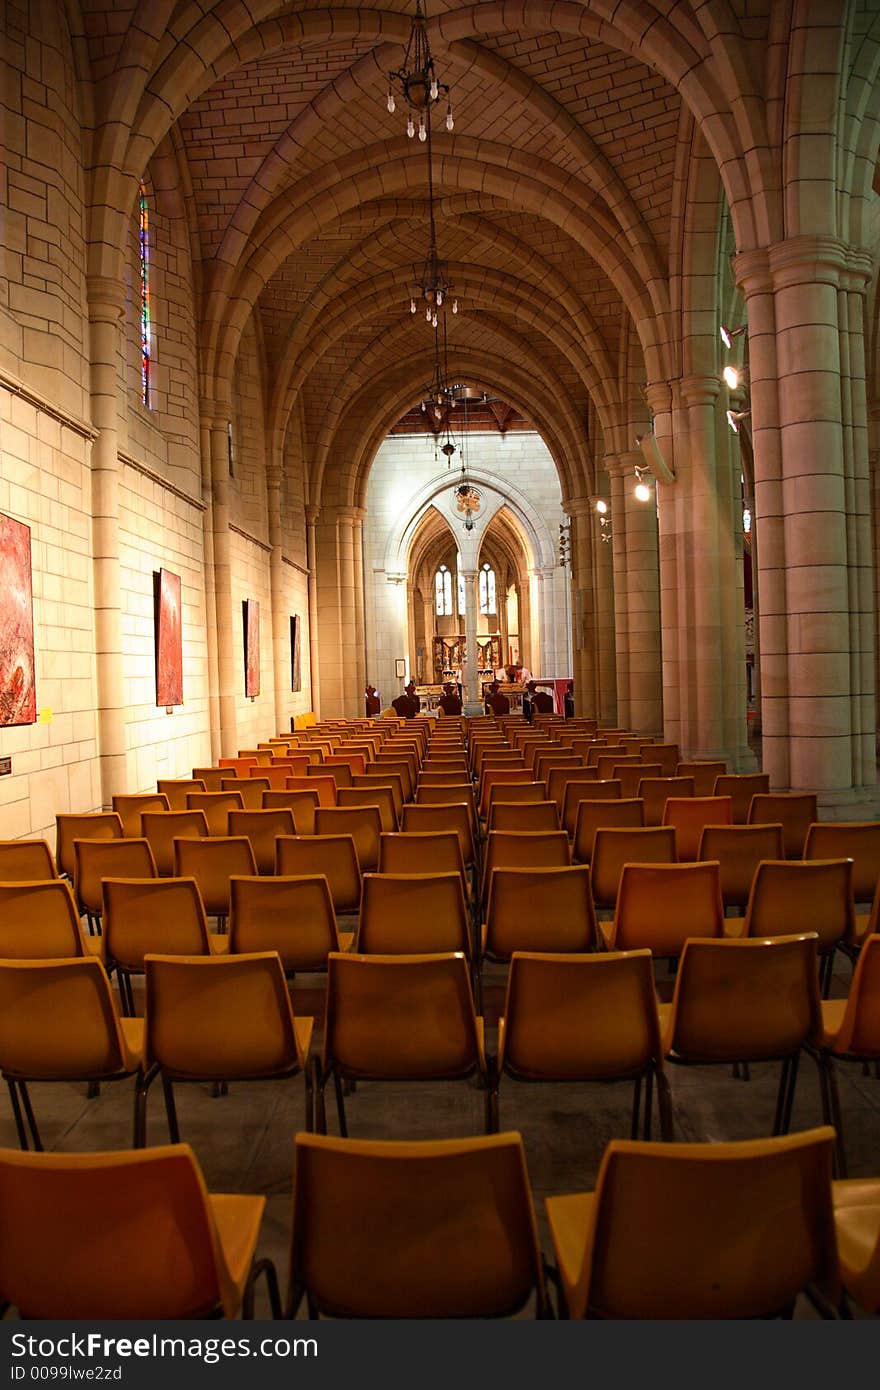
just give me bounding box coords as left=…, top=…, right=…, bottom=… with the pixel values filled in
left=446, top=108, right=454, bottom=132
left=387, top=91, right=396, bottom=113
left=720, top=325, right=732, bottom=349
left=436, top=289, right=443, bottom=306
left=595, top=499, right=607, bottom=515
left=430, top=78, right=439, bottom=100
left=431, top=312, right=438, bottom=328
left=426, top=306, right=432, bottom=323
left=726, top=409, right=740, bottom=434
left=406, top=116, right=415, bottom=138
left=421, top=401, right=426, bottom=412
left=410, top=299, right=417, bottom=314
left=452, top=299, right=458, bottom=314
left=634, top=481, right=651, bottom=502
left=723, top=364, right=740, bottom=390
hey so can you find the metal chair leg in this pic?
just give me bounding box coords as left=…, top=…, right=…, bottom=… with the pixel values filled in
left=656, top=1068, right=674, bottom=1141
left=18, top=1081, right=42, bottom=1151
left=333, top=1069, right=347, bottom=1137
left=642, top=1068, right=654, bottom=1140
left=780, top=1050, right=800, bottom=1133
left=6, top=1078, right=29, bottom=1151
left=162, top=1075, right=180, bottom=1143
left=134, top=1064, right=158, bottom=1148
left=772, top=1058, right=790, bottom=1135
left=303, top=1063, right=314, bottom=1134
left=825, top=1056, right=847, bottom=1178
left=243, top=1258, right=281, bottom=1320
left=630, top=1075, right=642, bottom=1139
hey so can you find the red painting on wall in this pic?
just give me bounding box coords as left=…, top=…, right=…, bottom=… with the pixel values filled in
left=0, top=514, right=37, bottom=727
left=244, top=598, right=260, bottom=698
left=155, top=568, right=183, bottom=707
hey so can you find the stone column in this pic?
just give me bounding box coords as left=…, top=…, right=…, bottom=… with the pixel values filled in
left=207, top=412, right=237, bottom=756
left=305, top=505, right=321, bottom=717
left=606, top=452, right=662, bottom=733
left=266, top=466, right=286, bottom=735
left=499, top=564, right=510, bottom=667
left=736, top=236, right=876, bottom=804
left=198, top=412, right=221, bottom=762
left=352, top=507, right=367, bottom=703
left=460, top=568, right=479, bottom=708
left=335, top=508, right=358, bottom=717
left=607, top=462, right=630, bottom=725
left=423, top=588, right=436, bottom=681
left=87, top=278, right=127, bottom=806
left=566, top=497, right=597, bottom=717
left=538, top=565, right=558, bottom=675
left=592, top=496, right=617, bottom=725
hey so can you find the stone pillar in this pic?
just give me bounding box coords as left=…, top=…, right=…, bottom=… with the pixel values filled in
left=207, top=412, right=237, bottom=756
left=335, top=507, right=358, bottom=717
left=352, top=507, right=367, bottom=703
left=528, top=568, right=543, bottom=675
left=499, top=565, right=510, bottom=667
left=198, top=413, right=221, bottom=762
left=566, top=497, right=597, bottom=718
left=606, top=452, right=662, bottom=733
left=592, top=496, right=617, bottom=725
left=736, top=236, right=876, bottom=804
left=87, top=279, right=127, bottom=806
left=460, top=568, right=479, bottom=708
left=266, top=466, right=286, bottom=735
left=305, top=505, right=321, bottom=717
left=423, top=588, right=436, bottom=682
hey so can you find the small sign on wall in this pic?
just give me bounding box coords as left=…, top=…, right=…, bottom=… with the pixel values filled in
left=244, top=598, right=260, bottom=699
left=290, top=615, right=302, bottom=692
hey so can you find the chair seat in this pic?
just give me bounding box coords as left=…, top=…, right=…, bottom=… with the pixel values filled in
left=119, top=1016, right=146, bottom=1060
left=82, top=934, right=106, bottom=961
left=208, top=935, right=231, bottom=955
left=209, top=1193, right=267, bottom=1307
left=545, top=1191, right=597, bottom=1309
left=818, top=998, right=847, bottom=1048
left=294, top=1016, right=315, bottom=1060
left=338, top=932, right=356, bottom=953
left=853, top=912, right=871, bottom=946
left=833, top=1178, right=880, bottom=1312
left=721, top=918, right=748, bottom=940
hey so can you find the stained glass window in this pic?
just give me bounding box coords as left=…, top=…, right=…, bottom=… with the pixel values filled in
left=435, top=565, right=452, bottom=616
left=479, top=563, right=497, bottom=615
left=138, top=182, right=151, bottom=407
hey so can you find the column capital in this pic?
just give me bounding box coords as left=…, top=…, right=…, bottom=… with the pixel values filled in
left=735, top=236, right=860, bottom=295
left=602, top=450, right=641, bottom=477
left=563, top=495, right=593, bottom=518
left=87, top=277, right=126, bottom=321
left=305, top=504, right=320, bottom=526
left=645, top=380, right=672, bottom=415
left=680, top=374, right=721, bottom=407
left=265, top=465, right=282, bottom=491
left=200, top=399, right=233, bottom=429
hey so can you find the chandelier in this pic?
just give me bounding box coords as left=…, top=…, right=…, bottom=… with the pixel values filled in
left=386, top=1, right=458, bottom=329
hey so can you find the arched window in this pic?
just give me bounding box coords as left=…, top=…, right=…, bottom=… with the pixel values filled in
left=457, top=570, right=465, bottom=617
left=138, top=181, right=152, bottom=408
left=479, top=562, right=497, bottom=616
left=435, top=564, right=453, bottom=616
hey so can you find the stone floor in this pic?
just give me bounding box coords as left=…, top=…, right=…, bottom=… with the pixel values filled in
left=3, top=954, right=877, bottom=1320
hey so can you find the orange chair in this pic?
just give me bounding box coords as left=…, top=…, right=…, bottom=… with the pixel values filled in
left=748, top=792, right=818, bottom=859
left=172, top=836, right=258, bottom=921
left=156, top=779, right=207, bottom=812
left=482, top=866, right=598, bottom=964
left=229, top=874, right=353, bottom=968
left=227, top=808, right=296, bottom=874
left=816, top=934, right=880, bottom=1176
left=55, top=812, right=123, bottom=883
left=589, top=826, right=676, bottom=912
left=805, top=820, right=880, bottom=909
left=0, top=840, right=57, bottom=882
left=73, top=836, right=158, bottom=930
left=735, top=858, right=855, bottom=993
left=607, top=861, right=724, bottom=956
left=218, top=757, right=258, bottom=776
left=547, top=766, right=597, bottom=819
left=0, top=879, right=99, bottom=960
left=102, top=877, right=227, bottom=1015
left=379, top=831, right=468, bottom=896
left=618, top=763, right=661, bottom=798
left=285, top=775, right=337, bottom=808
left=112, top=793, right=170, bottom=837
left=220, top=777, right=269, bottom=810
left=338, top=784, right=398, bottom=832
left=185, top=791, right=245, bottom=836
left=572, top=799, right=645, bottom=866
left=676, top=760, right=727, bottom=798
left=560, top=778, right=615, bottom=839
left=141, top=809, right=208, bottom=876
left=357, top=873, right=471, bottom=957
left=595, top=753, right=641, bottom=782
left=262, top=788, right=320, bottom=835
left=698, top=822, right=785, bottom=913
left=662, top=796, right=733, bottom=860
left=316, top=806, right=382, bottom=873
left=638, top=776, right=695, bottom=826
left=488, top=801, right=560, bottom=833
left=643, top=743, right=679, bottom=777
left=400, top=803, right=476, bottom=874
left=713, top=772, right=770, bottom=824
left=481, top=830, right=571, bottom=911
left=190, top=767, right=230, bottom=792
left=275, top=835, right=361, bottom=919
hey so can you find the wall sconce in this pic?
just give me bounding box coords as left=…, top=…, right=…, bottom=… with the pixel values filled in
left=720, top=324, right=747, bottom=349
left=633, top=465, right=652, bottom=502
left=726, top=408, right=751, bottom=435
left=722, top=364, right=748, bottom=391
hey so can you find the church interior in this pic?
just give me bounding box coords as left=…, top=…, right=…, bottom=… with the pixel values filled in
left=1, top=0, right=880, bottom=1321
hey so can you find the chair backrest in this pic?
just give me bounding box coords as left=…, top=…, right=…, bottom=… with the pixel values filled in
left=111, top=793, right=170, bottom=837
left=0, top=839, right=57, bottom=882
left=572, top=799, right=645, bottom=865
left=502, top=949, right=660, bottom=1080
left=156, top=778, right=207, bottom=812
left=338, top=785, right=398, bottom=833
left=533, top=752, right=584, bottom=784
left=189, top=768, right=228, bottom=792
left=326, top=752, right=367, bottom=777
left=418, top=769, right=470, bottom=787
left=617, top=763, right=661, bottom=798
left=586, top=744, right=624, bottom=768
left=226, top=808, right=296, bottom=874
left=172, top=837, right=258, bottom=916
left=484, top=866, right=597, bottom=958
left=220, top=777, right=268, bottom=810
left=74, top=837, right=158, bottom=915
left=485, top=782, right=548, bottom=811
left=827, top=932, right=880, bottom=1055
left=218, top=756, right=257, bottom=776
left=482, top=830, right=571, bottom=908
left=556, top=1127, right=838, bottom=1318
left=55, top=812, right=123, bottom=881
left=185, top=791, right=245, bottom=836
left=713, top=772, right=770, bottom=823
left=747, top=793, right=819, bottom=858
left=324, top=952, right=479, bottom=1078
left=665, top=934, right=822, bottom=1061
left=0, top=1142, right=248, bottom=1318
left=803, top=820, right=880, bottom=903
left=697, top=823, right=785, bottom=909
left=595, top=753, right=640, bottom=781
left=611, top=861, right=723, bottom=954
left=546, top=766, right=596, bottom=814
left=371, top=759, right=414, bottom=801
left=676, top=760, right=727, bottom=798
left=400, top=803, right=475, bottom=867
left=289, top=1130, right=546, bottom=1318
left=590, top=826, right=676, bottom=910
left=643, top=743, right=679, bottom=777
left=102, top=877, right=212, bottom=971
left=275, top=835, right=361, bottom=915
left=662, top=796, right=733, bottom=860
left=488, top=800, right=560, bottom=833
left=744, top=859, right=855, bottom=951
left=261, top=788, right=320, bottom=835
left=638, top=776, right=695, bottom=826
left=285, top=775, right=337, bottom=807
left=357, top=872, right=470, bottom=954
left=415, top=784, right=477, bottom=831
left=144, top=951, right=302, bottom=1077
left=141, top=809, right=209, bottom=876
left=0, top=879, right=86, bottom=958
left=379, top=831, right=466, bottom=884
left=478, top=769, right=534, bottom=817
left=315, top=806, right=382, bottom=873
left=0, top=956, right=133, bottom=1078
left=228, top=874, right=341, bottom=969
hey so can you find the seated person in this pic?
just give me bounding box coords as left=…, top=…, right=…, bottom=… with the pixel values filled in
left=364, top=683, right=381, bottom=716
left=438, top=682, right=462, bottom=716
left=484, top=682, right=510, bottom=717
left=564, top=681, right=575, bottom=719
left=529, top=681, right=554, bottom=715
left=392, top=681, right=420, bottom=719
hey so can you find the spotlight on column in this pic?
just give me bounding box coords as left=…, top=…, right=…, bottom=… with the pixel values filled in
left=720, top=323, right=747, bottom=350
left=633, top=466, right=652, bottom=502
left=726, top=408, right=751, bottom=435
left=722, top=364, right=746, bottom=390
left=595, top=498, right=608, bottom=515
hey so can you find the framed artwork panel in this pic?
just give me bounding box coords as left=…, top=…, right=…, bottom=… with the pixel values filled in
left=290, top=615, right=301, bottom=692
left=244, top=598, right=260, bottom=698
left=154, top=568, right=183, bottom=707
left=0, top=514, right=37, bottom=727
